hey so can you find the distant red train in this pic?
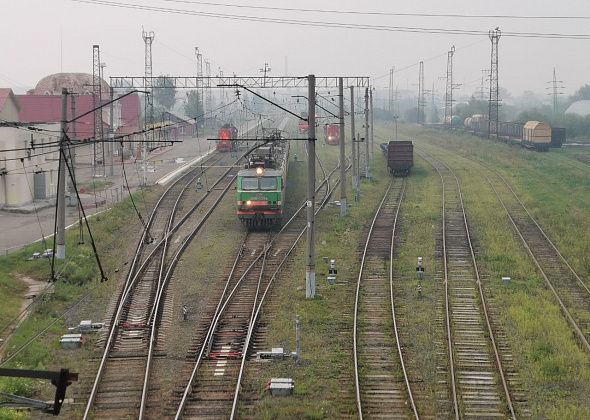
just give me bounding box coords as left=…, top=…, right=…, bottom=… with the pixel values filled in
left=217, top=123, right=238, bottom=152
left=324, top=124, right=340, bottom=145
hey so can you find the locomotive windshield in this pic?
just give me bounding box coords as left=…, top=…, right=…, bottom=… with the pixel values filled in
left=242, top=177, right=259, bottom=190
left=259, top=177, right=278, bottom=190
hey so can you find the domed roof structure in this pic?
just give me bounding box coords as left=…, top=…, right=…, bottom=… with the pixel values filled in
left=31, top=72, right=110, bottom=96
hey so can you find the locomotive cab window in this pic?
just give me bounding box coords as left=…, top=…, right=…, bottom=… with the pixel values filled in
left=242, top=177, right=259, bottom=190
left=259, top=177, right=278, bottom=190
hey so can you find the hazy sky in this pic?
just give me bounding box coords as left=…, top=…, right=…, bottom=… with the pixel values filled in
left=2, top=0, right=589, bottom=103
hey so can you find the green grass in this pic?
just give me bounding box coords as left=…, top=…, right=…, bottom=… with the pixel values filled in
left=403, top=123, right=590, bottom=417
left=0, top=187, right=160, bottom=417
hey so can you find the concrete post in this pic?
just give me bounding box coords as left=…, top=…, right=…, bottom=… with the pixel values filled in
left=350, top=86, right=357, bottom=195
left=56, top=88, right=67, bottom=260
left=108, top=87, right=114, bottom=177
left=338, top=78, right=347, bottom=216
left=370, top=88, right=374, bottom=159
left=68, top=94, right=77, bottom=206
left=306, top=75, right=316, bottom=299
left=364, top=87, right=370, bottom=179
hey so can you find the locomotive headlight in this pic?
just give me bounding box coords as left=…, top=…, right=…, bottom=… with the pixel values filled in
left=246, top=200, right=252, bottom=206
left=255, top=167, right=264, bottom=176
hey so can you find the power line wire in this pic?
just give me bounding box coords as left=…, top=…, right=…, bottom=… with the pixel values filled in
left=155, top=0, right=590, bottom=20
left=71, top=0, right=590, bottom=39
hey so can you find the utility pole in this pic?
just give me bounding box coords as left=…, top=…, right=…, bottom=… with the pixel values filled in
left=364, top=87, right=370, bottom=179
left=92, top=45, right=104, bottom=178
left=338, top=77, right=347, bottom=217
left=350, top=86, right=357, bottom=196
left=546, top=67, right=564, bottom=114
left=488, top=28, right=501, bottom=138
left=260, top=63, right=271, bottom=87
left=108, top=87, right=114, bottom=177
left=370, top=88, right=374, bottom=159
left=142, top=28, right=155, bottom=146
left=306, top=74, right=316, bottom=299
left=389, top=66, right=395, bottom=113
left=418, top=61, right=425, bottom=125
left=205, top=60, right=212, bottom=118
left=444, top=46, right=455, bottom=127
left=68, top=94, right=77, bottom=205
left=195, top=47, right=204, bottom=124
left=56, top=88, right=68, bottom=260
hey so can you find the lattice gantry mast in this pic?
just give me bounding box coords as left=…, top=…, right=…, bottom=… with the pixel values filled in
left=444, top=45, right=455, bottom=126
left=142, top=28, right=155, bottom=144
left=92, top=44, right=105, bottom=177
left=488, top=28, right=501, bottom=138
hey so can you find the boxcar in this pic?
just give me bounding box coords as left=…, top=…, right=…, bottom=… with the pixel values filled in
left=387, top=141, right=414, bottom=175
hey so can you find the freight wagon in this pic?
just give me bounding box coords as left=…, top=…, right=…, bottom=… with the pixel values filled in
left=380, top=141, right=413, bottom=176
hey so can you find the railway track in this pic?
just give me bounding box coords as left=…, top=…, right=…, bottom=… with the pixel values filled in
left=82, top=148, right=245, bottom=419
left=352, top=178, right=419, bottom=418
left=485, top=169, right=590, bottom=353
left=173, top=153, right=347, bottom=419
left=420, top=151, right=516, bottom=419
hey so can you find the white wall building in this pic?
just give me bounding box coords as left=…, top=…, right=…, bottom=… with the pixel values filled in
left=0, top=88, right=59, bottom=208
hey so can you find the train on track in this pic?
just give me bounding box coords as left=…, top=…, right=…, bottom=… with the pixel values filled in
left=298, top=111, right=309, bottom=134
left=236, top=128, right=289, bottom=228
left=216, top=123, right=238, bottom=152
left=462, top=115, right=565, bottom=151
left=324, top=123, right=340, bottom=145
left=380, top=141, right=414, bottom=176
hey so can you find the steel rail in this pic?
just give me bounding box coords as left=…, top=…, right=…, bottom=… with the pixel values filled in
left=486, top=177, right=590, bottom=354
left=420, top=149, right=516, bottom=419
left=140, top=164, right=244, bottom=418
left=485, top=167, right=590, bottom=297
left=228, top=157, right=351, bottom=419
left=82, top=152, right=222, bottom=419
left=387, top=179, right=420, bottom=419
left=175, top=151, right=345, bottom=418
left=423, top=143, right=590, bottom=355
left=352, top=181, right=392, bottom=419
left=425, top=153, right=460, bottom=420
left=444, top=163, right=516, bottom=420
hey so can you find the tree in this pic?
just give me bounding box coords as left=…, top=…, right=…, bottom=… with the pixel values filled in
left=184, top=90, right=204, bottom=128
left=570, top=84, right=590, bottom=102
left=153, top=75, right=177, bottom=111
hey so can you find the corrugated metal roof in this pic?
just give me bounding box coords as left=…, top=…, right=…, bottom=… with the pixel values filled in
left=565, top=100, right=590, bottom=116
left=16, top=93, right=141, bottom=139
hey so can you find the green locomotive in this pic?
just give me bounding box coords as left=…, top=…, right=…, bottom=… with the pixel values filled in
left=236, top=130, right=289, bottom=228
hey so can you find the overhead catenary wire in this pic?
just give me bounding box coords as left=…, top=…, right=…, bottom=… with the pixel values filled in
left=153, top=0, right=590, bottom=21
left=71, top=0, right=590, bottom=40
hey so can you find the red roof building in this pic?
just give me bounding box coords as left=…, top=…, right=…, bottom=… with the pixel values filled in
left=16, top=93, right=141, bottom=141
